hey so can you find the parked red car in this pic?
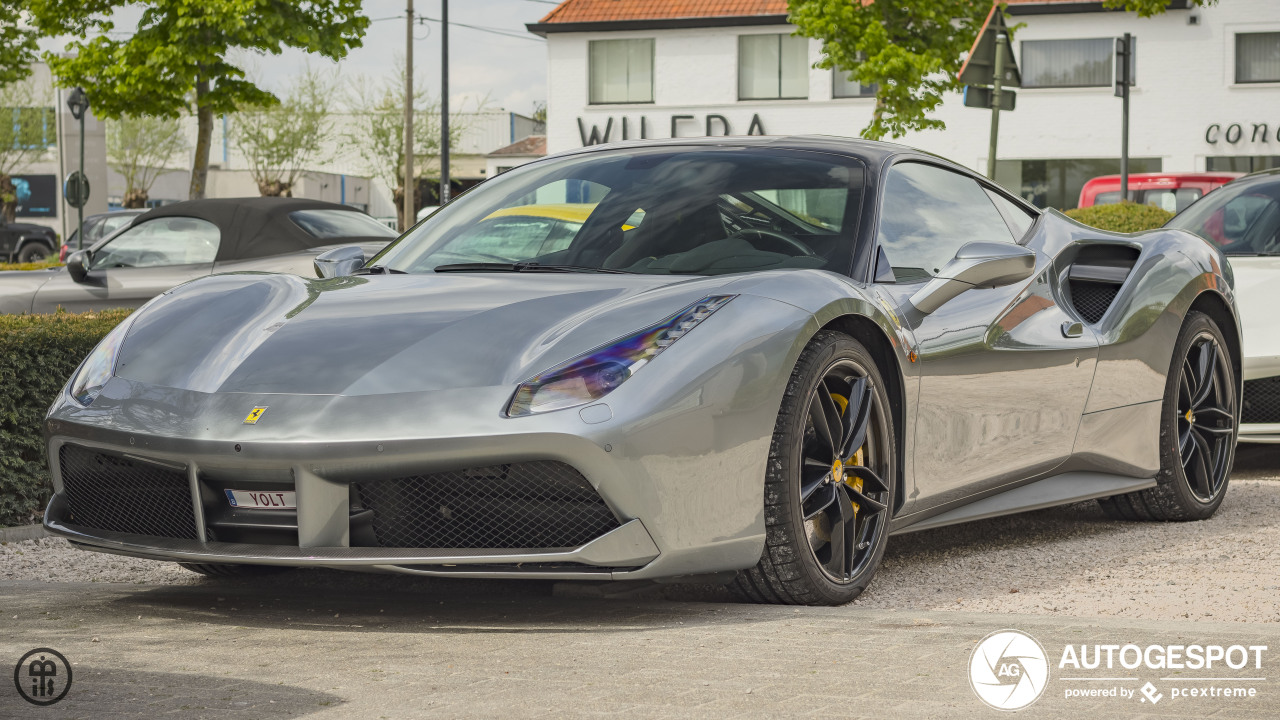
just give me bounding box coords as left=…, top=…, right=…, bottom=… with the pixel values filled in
left=1078, top=172, right=1242, bottom=213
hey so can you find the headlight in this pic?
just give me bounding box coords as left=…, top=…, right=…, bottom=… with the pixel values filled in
left=69, top=315, right=136, bottom=406
left=506, top=295, right=736, bottom=417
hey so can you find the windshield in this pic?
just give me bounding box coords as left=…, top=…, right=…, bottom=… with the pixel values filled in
left=290, top=209, right=397, bottom=239
left=371, top=147, right=865, bottom=276
left=1167, top=178, right=1280, bottom=255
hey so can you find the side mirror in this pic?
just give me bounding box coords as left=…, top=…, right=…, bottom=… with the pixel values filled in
left=314, top=246, right=366, bottom=279
left=909, top=242, right=1036, bottom=314
left=66, top=250, right=90, bottom=283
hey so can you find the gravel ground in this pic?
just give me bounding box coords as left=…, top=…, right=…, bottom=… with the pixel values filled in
left=5, top=445, right=1278, bottom=623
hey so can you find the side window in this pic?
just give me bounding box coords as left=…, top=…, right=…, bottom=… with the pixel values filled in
left=984, top=187, right=1037, bottom=240
left=90, top=217, right=220, bottom=269
left=877, top=163, right=1015, bottom=282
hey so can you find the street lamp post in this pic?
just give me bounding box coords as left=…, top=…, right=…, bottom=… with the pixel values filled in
left=66, top=88, right=89, bottom=250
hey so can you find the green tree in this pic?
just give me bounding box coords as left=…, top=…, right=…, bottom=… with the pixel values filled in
left=28, top=0, right=369, bottom=200
left=106, top=115, right=188, bottom=208
left=233, top=70, right=334, bottom=197
left=788, top=0, right=1219, bottom=140
left=0, top=79, right=53, bottom=223
left=344, top=67, right=478, bottom=230
left=0, top=2, right=39, bottom=86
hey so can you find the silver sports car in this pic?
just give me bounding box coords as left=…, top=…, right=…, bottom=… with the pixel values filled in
left=43, top=138, right=1242, bottom=605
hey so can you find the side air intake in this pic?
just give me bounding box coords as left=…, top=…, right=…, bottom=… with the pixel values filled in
left=1066, top=245, right=1140, bottom=324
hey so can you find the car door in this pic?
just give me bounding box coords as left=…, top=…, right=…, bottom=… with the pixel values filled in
left=32, top=216, right=220, bottom=313
left=872, top=161, right=1099, bottom=511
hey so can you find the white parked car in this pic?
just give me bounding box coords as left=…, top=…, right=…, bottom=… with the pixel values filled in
left=1167, top=169, right=1280, bottom=443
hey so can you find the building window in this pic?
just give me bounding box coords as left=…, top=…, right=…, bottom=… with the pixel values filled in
left=588, top=39, right=654, bottom=105
left=1236, top=32, right=1280, bottom=83
left=4, top=107, right=55, bottom=150
left=739, top=34, right=809, bottom=100
left=1207, top=156, right=1280, bottom=173
left=833, top=71, right=876, bottom=99
left=994, top=157, right=1162, bottom=210
left=1021, top=38, right=1133, bottom=89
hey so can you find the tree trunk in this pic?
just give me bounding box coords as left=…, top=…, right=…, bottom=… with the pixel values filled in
left=190, top=78, right=214, bottom=200
left=392, top=179, right=426, bottom=231
left=122, top=189, right=149, bottom=208
left=0, top=175, right=15, bottom=224
left=257, top=180, right=292, bottom=197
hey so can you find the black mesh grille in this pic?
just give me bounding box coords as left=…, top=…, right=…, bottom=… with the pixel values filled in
left=355, top=462, right=620, bottom=549
left=1069, top=280, right=1120, bottom=324
left=1243, top=377, right=1280, bottom=424
left=58, top=445, right=198, bottom=540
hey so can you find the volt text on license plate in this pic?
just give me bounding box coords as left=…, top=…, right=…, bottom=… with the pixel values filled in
left=225, top=489, right=296, bottom=510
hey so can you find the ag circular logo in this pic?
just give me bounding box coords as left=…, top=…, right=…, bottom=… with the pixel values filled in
left=969, top=629, right=1049, bottom=711
left=13, top=647, right=72, bottom=706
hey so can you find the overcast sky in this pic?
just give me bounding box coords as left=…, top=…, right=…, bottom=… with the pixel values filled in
left=37, top=0, right=553, bottom=117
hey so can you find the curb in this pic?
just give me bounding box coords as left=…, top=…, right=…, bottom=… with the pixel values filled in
left=0, top=524, right=48, bottom=543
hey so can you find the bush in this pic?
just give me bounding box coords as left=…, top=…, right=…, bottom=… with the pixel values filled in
left=0, top=309, right=131, bottom=526
left=1063, top=201, right=1175, bottom=233
left=0, top=258, right=62, bottom=272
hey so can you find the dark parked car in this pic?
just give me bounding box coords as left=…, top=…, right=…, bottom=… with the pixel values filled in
left=0, top=197, right=397, bottom=314
left=0, top=218, right=58, bottom=263
left=60, top=209, right=147, bottom=261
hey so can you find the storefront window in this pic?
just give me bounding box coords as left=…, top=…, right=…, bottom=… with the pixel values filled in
left=833, top=71, right=876, bottom=99
left=1207, top=156, right=1280, bottom=173
left=589, top=39, right=654, bottom=105
left=995, top=158, right=1162, bottom=210
left=1236, top=32, right=1280, bottom=83
left=739, top=34, right=809, bottom=100
left=1021, top=38, right=1132, bottom=88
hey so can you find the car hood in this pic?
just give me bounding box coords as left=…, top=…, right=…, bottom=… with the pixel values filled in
left=1226, top=255, right=1280, bottom=375
left=114, top=271, right=746, bottom=396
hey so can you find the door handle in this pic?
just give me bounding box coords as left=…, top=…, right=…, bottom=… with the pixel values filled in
left=1061, top=321, right=1084, bottom=338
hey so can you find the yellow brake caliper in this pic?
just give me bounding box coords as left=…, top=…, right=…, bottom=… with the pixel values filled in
left=829, top=393, right=864, bottom=515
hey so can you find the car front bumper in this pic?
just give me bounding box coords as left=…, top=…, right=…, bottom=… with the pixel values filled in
left=1240, top=358, right=1280, bottom=444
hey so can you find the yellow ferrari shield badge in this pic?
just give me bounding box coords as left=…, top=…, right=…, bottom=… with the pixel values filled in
left=243, top=406, right=268, bottom=425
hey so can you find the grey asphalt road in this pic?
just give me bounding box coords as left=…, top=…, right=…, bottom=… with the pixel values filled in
left=1, top=445, right=1277, bottom=719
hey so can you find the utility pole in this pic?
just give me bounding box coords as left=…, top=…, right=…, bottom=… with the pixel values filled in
left=403, top=0, right=415, bottom=231
left=440, top=0, right=451, bottom=204
left=985, top=28, right=1006, bottom=181
left=1116, top=33, right=1132, bottom=202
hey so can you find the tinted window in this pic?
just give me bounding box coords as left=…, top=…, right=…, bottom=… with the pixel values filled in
left=1168, top=180, right=1280, bottom=255
left=290, top=209, right=397, bottom=239
left=91, top=217, right=220, bottom=269
left=877, top=163, right=1015, bottom=282
left=373, top=148, right=864, bottom=277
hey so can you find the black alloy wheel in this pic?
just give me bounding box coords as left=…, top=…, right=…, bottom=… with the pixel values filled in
left=1099, top=311, right=1237, bottom=521
left=734, top=330, right=896, bottom=605
left=1176, top=332, right=1235, bottom=501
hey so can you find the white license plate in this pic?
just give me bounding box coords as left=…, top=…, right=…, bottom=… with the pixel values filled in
left=225, top=489, right=296, bottom=510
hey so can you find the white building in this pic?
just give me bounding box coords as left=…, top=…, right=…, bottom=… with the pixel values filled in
left=530, top=0, right=1280, bottom=209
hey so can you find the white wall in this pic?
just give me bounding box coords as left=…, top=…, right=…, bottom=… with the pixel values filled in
left=545, top=0, right=1280, bottom=175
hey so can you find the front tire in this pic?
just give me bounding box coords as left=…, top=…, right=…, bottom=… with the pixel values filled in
left=733, top=330, right=896, bottom=606
left=1098, top=310, right=1237, bottom=521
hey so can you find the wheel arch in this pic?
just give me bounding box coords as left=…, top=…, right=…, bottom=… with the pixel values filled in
left=818, top=313, right=908, bottom=515
left=1187, top=289, right=1242, bottom=389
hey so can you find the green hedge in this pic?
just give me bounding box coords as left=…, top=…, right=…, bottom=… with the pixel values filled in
left=0, top=309, right=131, bottom=527
left=1063, top=201, right=1175, bottom=233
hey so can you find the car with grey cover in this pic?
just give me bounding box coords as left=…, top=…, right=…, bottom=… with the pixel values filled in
left=0, top=197, right=396, bottom=314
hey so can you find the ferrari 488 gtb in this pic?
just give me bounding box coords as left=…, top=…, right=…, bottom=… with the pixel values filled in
left=44, top=138, right=1241, bottom=605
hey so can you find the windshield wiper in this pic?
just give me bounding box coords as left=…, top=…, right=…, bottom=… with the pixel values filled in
left=353, top=265, right=408, bottom=275
left=434, top=262, right=631, bottom=274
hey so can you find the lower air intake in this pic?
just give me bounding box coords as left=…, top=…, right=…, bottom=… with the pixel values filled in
left=1242, top=377, right=1280, bottom=424
left=355, top=462, right=620, bottom=549
left=58, top=444, right=199, bottom=540
left=1069, top=280, right=1120, bottom=324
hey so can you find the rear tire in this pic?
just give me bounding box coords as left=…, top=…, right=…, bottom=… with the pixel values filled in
left=17, top=242, right=50, bottom=264
left=178, top=563, right=293, bottom=578
left=731, top=330, right=896, bottom=606
left=1098, top=311, right=1236, bottom=521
